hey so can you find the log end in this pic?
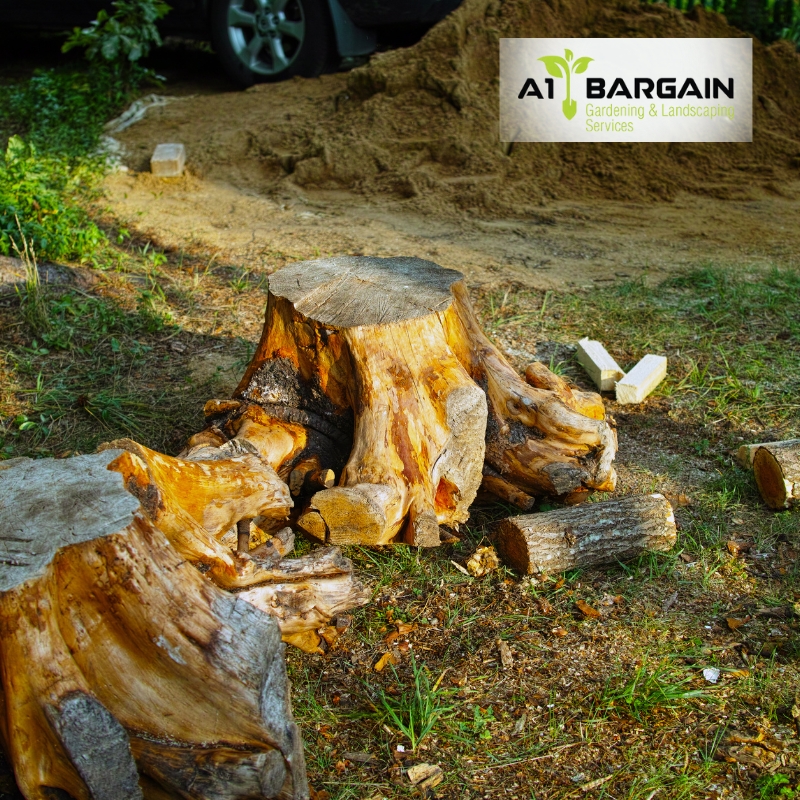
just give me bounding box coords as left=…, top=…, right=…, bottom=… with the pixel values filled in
left=753, top=446, right=792, bottom=509
left=494, top=518, right=532, bottom=574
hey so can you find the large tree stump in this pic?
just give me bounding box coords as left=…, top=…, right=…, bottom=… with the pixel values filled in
left=495, top=493, right=676, bottom=575
left=197, top=256, right=618, bottom=546
left=752, top=440, right=800, bottom=509
left=0, top=453, right=310, bottom=800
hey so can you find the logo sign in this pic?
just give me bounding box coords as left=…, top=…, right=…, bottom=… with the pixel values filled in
left=500, top=38, right=752, bottom=142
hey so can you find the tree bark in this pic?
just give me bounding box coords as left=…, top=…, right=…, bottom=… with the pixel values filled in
left=494, top=493, right=676, bottom=575
left=0, top=452, right=310, bottom=800
left=196, top=256, right=618, bottom=544
left=753, top=441, right=800, bottom=509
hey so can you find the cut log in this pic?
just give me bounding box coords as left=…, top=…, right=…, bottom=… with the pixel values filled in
left=494, top=493, right=676, bottom=575
left=0, top=452, right=309, bottom=799
left=753, top=441, right=800, bottom=509
left=736, top=438, right=800, bottom=469
left=194, top=256, right=617, bottom=545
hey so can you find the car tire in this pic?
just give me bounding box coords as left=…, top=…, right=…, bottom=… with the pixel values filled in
left=210, top=0, right=335, bottom=87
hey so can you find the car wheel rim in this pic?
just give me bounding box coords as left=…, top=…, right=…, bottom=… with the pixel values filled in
left=226, top=0, right=306, bottom=76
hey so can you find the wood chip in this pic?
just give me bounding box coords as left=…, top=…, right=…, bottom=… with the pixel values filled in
left=406, top=763, right=444, bottom=789
left=662, top=591, right=678, bottom=613
left=343, top=751, right=380, bottom=765
left=536, top=596, right=555, bottom=615
left=497, top=639, right=514, bottom=670
left=575, top=599, right=601, bottom=618
left=466, top=545, right=500, bottom=577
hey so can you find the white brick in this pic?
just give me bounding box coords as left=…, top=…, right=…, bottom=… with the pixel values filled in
left=576, top=337, right=625, bottom=392
left=150, top=143, right=186, bottom=177
left=615, top=354, right=667, bottom=405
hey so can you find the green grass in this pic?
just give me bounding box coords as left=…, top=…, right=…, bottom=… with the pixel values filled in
left=0, top=60, right=148, bottom=264
left=595, top=659, right=707, bottom=721
left=361, top=655, right=453, bottom=750
left=481, top=266, right=800, bottom=432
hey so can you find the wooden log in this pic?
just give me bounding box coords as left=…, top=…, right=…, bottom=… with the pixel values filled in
left=190, top=256, right=618, bottom=544
left=0, top=452, right=309, bottom=799
left=736, top=438, right=800, bottom=469
left=753, top=441, right=800, bottom=509
left=494, top=493, right=676, bottom=575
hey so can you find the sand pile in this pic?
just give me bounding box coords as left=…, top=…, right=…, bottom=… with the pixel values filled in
left=117, top=0, right=800, bottom=215
left=256, top=0, right=800, bottom=213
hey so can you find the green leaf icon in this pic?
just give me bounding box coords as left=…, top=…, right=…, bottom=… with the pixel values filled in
left=565, top=49, right=573, bottom=62
left=538, top=56, right=565, bottom=79
left=572, top=56, right=593, bottom=74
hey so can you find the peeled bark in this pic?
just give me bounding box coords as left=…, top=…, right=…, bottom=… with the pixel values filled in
left=495, top=493, right=676, bottom=575
left=753, top=441, right=800, bottom=509
left=0, top=452, right=309, bottom=800
left=195, top=256, right=617, bottom=544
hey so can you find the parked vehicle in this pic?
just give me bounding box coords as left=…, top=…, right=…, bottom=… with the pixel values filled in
left=0, top=0, right=462, bottom=85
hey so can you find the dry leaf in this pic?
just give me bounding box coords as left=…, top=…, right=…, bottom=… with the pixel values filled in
left=374, top=652, right=400, bottom=672
left=728, top=669, right=750, bottom=679
left=727, top=541, right=742, bottom=556
left=396, top=622, right=416, bottom=636
left=407, top=763, right=444, bottom=789
left=512, top=714, right=526, bottom=737
left=497, top=639, right=514, bottom=670
left=726, top=616, right=749, bottom=631
left=575, top=599, right=601, bottom=619
left=662, top=591, right=678, bottom=613
left=309, top=788, right=330, bottom=800
left=551, top=626, right=568, bottom=637
left=466, top=546, right=499, bottom=577
left=679, top=552, right=695, bottom=564
left=384, top=631, right=400, bottom=646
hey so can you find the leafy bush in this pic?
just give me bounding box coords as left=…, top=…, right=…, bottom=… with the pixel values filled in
left=0, top=137, right=104, bottom=263
left=63, top=0, right=171, bottom=68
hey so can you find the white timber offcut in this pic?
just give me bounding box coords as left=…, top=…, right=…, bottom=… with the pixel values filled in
left=576, top=338, right=625, bottom=391
left=615, top=354, right=667, bottom=404
left=150, top=143, right=186, bottom=177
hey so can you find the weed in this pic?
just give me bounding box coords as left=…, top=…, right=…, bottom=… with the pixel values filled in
left=597, top=660, right=706, bottom=721
left=363, top=655, right=452, bottom=750
left=757, top=773, right=798, bottom=800
left=11, top=219, right=49, bottom=335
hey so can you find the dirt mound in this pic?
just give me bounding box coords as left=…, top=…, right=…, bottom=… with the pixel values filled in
left=117, top=0, right=800, bottom=215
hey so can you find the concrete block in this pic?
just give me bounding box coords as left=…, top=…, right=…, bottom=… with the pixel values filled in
left=576, top=337, right=625, bottom=391
left=615, top=354, right=667, bottom=405
left=150, top=143, right=186, bottom=177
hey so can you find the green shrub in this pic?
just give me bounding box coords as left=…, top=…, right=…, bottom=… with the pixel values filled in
left=63, top=0, right=171, bottom=68
left=0, top=137, right=104, bottom=263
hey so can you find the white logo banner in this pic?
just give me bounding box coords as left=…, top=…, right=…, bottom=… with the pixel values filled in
left=500, top=38, right=752, bottom=143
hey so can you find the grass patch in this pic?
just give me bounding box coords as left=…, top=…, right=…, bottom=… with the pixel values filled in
left=481, top=266, right=800, bottom=432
